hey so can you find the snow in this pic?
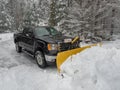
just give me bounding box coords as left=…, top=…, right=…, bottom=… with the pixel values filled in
left=0, top=33, right=120, bottom=90
left=61, top=41, right=120, bottom=90
left=0, top=65, right=59, bottom=90
left=0, top=33, right=13, bottom=42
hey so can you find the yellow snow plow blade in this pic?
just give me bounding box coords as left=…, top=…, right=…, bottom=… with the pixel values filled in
left=56, top=43, right=102, bottom=72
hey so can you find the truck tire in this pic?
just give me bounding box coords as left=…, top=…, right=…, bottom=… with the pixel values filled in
left=16, top=42, right=22, bottom=53
left=35, top=51, right=47, bottom=68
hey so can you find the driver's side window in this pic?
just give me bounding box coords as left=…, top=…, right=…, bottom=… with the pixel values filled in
left=23, top=27, right=33, bottom=37
left=23, top=28, right=29, bottom=34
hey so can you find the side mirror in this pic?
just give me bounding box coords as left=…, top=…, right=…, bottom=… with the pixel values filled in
left=26, top=33, right=29, bottom=37
left=26, top=33, right=34, bottom=38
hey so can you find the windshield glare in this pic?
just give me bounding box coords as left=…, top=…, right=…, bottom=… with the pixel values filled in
left=35, top=27, right=61, bottom=36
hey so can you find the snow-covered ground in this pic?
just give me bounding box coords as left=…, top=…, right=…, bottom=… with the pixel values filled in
left=0, top=33, right=120, bottom=90
left=0, top=33, right=13, bottom=42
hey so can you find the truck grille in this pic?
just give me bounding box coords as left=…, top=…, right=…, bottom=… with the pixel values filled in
left=58, top=42, right=71, bottom=51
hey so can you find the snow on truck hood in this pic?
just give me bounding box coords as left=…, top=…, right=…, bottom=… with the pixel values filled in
left=60, top=46, right=120, bottom=90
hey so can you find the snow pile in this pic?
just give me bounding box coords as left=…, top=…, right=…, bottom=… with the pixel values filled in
left=0, top=33, right=13, bottom=42
left=61, top=46, right=120, bottom=90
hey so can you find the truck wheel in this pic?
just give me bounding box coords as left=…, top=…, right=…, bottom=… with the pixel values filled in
left=16, top=42, right=22, bottom=53
left=35, top=51, right=47, bottom=68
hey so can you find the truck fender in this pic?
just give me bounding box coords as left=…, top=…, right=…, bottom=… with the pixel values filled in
left=33, top=41, right=46, bottom=57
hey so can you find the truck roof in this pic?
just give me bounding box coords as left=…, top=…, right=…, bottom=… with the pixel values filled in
left=24, top=26, right=53, bottom=29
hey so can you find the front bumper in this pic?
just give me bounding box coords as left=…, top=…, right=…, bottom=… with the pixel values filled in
left=45, top=55, right=56, bottom=63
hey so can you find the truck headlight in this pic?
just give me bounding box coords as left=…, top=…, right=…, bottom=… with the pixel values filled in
left=47, top=44, right=58, bottom=50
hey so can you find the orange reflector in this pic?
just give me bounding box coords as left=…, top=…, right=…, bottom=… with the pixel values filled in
left=47, top=44, right=51, bottom=50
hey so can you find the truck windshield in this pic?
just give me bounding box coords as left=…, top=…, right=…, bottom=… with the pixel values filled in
left=35, top=27, right=61, bottom=36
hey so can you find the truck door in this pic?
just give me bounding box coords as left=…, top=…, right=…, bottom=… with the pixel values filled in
left=20, top=27, right=29, bottom=49
left=22, top=28, right=34, bottom=52
left=25, top=28, right=34, bottom=52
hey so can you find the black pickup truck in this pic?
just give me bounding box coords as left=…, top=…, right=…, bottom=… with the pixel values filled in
left=14, top=26, right=80, bottom=68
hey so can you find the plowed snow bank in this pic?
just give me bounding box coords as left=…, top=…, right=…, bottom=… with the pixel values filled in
left=61, top=46, right=120, bottom=90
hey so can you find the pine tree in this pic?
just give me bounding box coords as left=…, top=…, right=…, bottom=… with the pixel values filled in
left=49, top=0, right=56, bottom=26
left=0, top=0, right=14, bottom=32
left=24, top=0, right=49, bottom=26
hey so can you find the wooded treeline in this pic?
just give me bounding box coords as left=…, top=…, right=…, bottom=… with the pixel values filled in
left=0, top=0, right=120, bottom=40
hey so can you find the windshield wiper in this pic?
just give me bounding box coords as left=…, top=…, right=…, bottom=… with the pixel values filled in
left=43, top=35, right=50, bottom=36
left=53, top=33, right=62, bottom=36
